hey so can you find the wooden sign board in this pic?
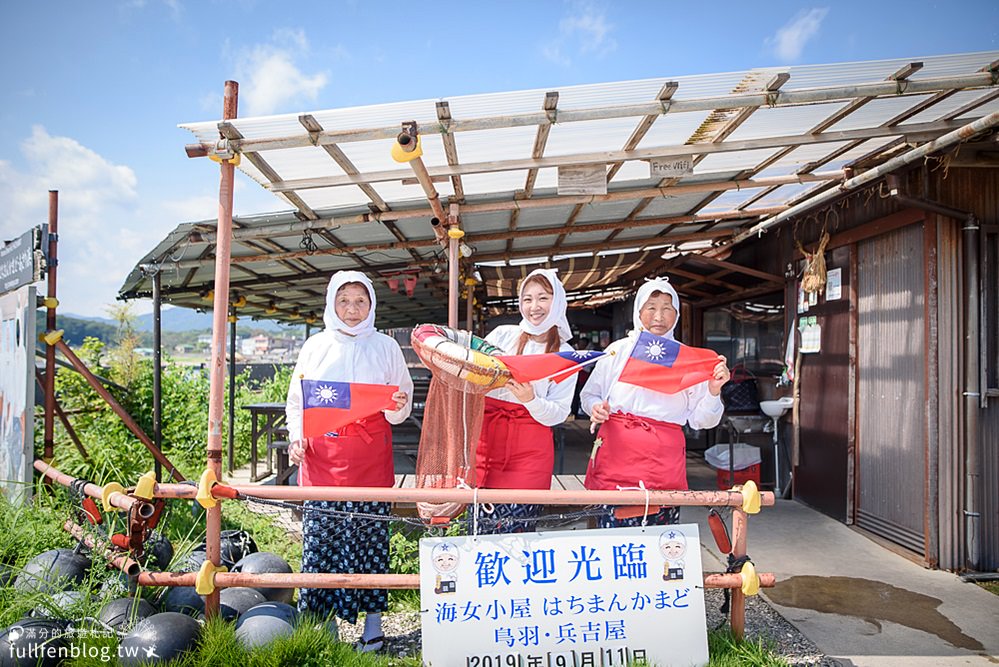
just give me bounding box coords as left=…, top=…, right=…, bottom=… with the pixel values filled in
left=0, top=225, right=47, bottom=296
left=558, top=164, right=607, bottom=196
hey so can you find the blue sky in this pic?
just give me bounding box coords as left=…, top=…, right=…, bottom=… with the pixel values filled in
left=1, top=0, right=995, bottom=316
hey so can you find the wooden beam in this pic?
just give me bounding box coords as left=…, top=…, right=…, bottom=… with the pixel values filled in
left=436, top=102, right=465, bottom=202
left=189, top=70, right=997, bottom=153
left=684, top=254, right=784, bottom=283
left=265, top=117, right=977, bottom=192
left=300, top=114, right=390, bottom=211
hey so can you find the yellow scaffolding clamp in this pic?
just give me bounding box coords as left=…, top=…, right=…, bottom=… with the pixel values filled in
left=195, top=559, right=228, bottom=596
left=133, top=471, right=156, bottom=501
left=740, top=560, right=761, bottom=596
left=197, top=469, right=220, bottom=509
left=739, top=479, right=762, bottom=514
left=102, top=482, right=126, bottom=513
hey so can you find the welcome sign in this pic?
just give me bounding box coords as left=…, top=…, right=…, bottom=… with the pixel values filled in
left=420, top=524, right=708, bottom=666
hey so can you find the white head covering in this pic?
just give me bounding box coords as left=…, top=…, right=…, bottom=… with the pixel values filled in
left=323, top=270, right=376, bottom=337
left=633, top=276, right=680, bottom=340
left=518, top=268, right=572, bottom=342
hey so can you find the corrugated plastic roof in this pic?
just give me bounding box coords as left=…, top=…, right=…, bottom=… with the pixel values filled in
left=120, top=51, right=999, bottom=323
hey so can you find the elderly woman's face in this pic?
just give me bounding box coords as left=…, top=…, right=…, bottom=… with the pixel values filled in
left=334, top=284, right=371, bottom=327
left=639, top=291, right=677, bottom=336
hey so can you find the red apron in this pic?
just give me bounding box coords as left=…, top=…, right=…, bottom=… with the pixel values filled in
left=475, top=398, right=553, bottom=489
left=299, top=414, right=394, bottom=488
left=584, top=412, right=687, bottom=491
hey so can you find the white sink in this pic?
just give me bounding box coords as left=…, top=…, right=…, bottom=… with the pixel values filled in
left=760, top=396, right=795, bottom=418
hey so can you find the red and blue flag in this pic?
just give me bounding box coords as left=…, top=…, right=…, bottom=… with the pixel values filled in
left=301, top=379, right=398, bottom=438
left=497, top=350, right=605, bottom=384
left=618, top=332, right=720, bottom=394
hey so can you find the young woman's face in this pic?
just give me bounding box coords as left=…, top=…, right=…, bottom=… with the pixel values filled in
left=639, top=292, right=677, bottom=337
left=520, top=281, right=553, bottom=326
left=334, top=284, right=371, bottom=327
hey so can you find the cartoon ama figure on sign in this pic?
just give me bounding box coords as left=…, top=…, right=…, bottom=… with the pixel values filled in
left=660, top=529, right=687, bottom=582
left=431, top=542, right=459, bottom=595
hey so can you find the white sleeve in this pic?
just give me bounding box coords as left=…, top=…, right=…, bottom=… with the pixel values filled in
left=580, top=341, right=625, bottom=416
left=382, top=341, right=415, bottom=425
left=684, top=382, right=725, bottom=430
left=523, top=374, right=575, bottom=426
left=285, top=340, right=314, bottom=443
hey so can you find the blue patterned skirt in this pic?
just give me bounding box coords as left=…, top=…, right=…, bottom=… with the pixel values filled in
left=298, top=500, right=390, bottom=624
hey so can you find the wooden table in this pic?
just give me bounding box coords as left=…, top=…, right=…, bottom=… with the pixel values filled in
left=241, top=402, right=288, bottom=482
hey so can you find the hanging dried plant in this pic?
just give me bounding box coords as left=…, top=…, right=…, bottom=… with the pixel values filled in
left=797, top=231, right=830, bottom=294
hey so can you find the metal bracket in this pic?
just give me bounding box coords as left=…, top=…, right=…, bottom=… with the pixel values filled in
left=195, top=559, right=228, bottom=595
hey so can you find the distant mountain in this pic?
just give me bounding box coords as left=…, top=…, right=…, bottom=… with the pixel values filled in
left=63, top=308, right=301, bottom=334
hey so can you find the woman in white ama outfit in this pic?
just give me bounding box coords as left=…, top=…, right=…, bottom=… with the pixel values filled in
left=475, top=268, right=575, bottom=533
left=286, top=270, right=413, bottom=653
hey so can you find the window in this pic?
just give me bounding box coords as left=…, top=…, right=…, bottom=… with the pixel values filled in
left=703, top=292, right=786, bottom=377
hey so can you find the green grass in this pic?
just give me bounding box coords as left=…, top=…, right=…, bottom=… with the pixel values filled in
left=975, top=580, right=999, bottom=596
left=1, top=483, right=791, bottom=666
left=707, top=629, right=791, bottom=666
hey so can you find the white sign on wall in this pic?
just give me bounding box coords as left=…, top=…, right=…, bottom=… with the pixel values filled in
left=1, top=285, right=36, bottom=505
left=420, top=524, right=708, bottom=667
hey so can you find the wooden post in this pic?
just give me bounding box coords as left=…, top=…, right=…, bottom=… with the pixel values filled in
left=730, top=507, right=748, bottom=640
left=204, top=80, right=239, bottom=617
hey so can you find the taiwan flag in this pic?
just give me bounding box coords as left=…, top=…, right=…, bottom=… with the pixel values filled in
left=497, top=350, right=605, bottom=384
left=301, top=379, right=398, bottom=438
left=618, top=332, right=720, bottom=394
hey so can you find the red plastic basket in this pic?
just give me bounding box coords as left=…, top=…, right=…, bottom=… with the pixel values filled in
left=715, top=463, right=761, bottom=490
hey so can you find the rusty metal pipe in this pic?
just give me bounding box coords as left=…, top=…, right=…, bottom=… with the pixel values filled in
left=34, top=460, right=151, bottom=516
left=34, top=369, right=90, bottom=461
left=136, top=570, right=773, bottom=590
left=53, top=339, right=184, bottom=481
left=730, top=508, right=749, bottom=641
left=63, top=520, right=141, bottom=577
left=202, top=79, right=240, bottom=618
left=44, top=191, right=58, bottom=461
left=152, top=481, right=774, bottom=507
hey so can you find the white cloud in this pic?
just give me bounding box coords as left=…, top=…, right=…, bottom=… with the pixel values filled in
left=766, top=8, right=829, bottom=62
left=0, top=127, right=187, bottom=316
left=235, top=29, right=331, bottom=116
left=543, top=1, right=617, bottom=67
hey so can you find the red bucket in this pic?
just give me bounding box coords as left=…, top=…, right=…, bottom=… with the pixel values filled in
left=715, top=463, right=761, bottom=490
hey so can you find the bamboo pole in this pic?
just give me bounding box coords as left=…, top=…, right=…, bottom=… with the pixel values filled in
left=203, top=80, right=240, bottom=618
left=52, top=339, right=184, bottom=480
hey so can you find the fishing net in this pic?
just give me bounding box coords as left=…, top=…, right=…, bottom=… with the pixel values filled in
left=410, top=324, right=511, bottom=519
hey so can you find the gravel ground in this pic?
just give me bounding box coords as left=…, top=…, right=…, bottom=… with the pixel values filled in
left=333, top=593, right=838, bottom=665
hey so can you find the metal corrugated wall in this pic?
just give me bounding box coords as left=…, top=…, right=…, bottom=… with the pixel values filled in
left=856, top=223, right=926, bottom=553
left=935, top=216, right=964, bottom=571
left=932, top=168, right=999, bottom=571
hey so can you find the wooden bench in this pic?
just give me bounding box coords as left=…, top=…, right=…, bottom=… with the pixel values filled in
left=268, top=440, right=298, bottom=486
